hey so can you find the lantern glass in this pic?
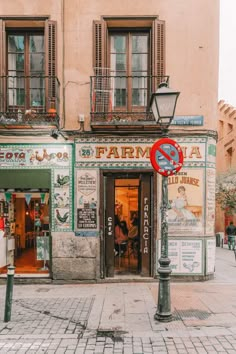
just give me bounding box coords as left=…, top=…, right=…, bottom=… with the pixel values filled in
left=150, top=84, right=180, bottom=126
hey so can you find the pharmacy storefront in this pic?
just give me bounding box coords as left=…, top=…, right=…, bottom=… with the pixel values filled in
left=75, top=134, right=216, bottom=280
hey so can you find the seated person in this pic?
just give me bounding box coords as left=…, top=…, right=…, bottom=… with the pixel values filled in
left=128, top=215, right=139, bottom=256
left=114, top=215, right=128, bottom=256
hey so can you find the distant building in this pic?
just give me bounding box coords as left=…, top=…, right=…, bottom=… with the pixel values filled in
left=216, top=100, right=236, bottom=235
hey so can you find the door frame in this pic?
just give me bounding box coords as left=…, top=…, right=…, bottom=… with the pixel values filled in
left=100, top=169, right=157, bottom=278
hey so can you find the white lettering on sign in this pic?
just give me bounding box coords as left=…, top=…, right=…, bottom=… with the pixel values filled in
left=143, top=197, right=149, bottom=254
left=107, top=216, right=113, bottom=236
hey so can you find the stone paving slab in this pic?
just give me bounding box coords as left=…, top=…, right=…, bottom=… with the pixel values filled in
left=1, top=283, right=236, bottom=352
left=1, top=333, right=236, bottom=353
left=0, top=296, right=94, bottom=336
left=0, top=248, right=236, bottom=352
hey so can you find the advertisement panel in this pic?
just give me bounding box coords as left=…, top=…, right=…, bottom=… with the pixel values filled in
left=206, top=238, right=216, bottom=273
left=159, top=239, right=203, bottom=274
left=206, top=169, right=216, bottom=235
left=76, top=169, right=98, bottom=233
left=168, top=170, right=204, bottom=235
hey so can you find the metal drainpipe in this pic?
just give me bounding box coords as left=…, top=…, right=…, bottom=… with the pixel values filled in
left=61, top=0, right=65, bottom=129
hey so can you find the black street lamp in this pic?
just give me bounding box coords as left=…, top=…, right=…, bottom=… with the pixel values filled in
left=150, top=82, right=180, bottom=322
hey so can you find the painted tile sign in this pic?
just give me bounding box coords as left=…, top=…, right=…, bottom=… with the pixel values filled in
left=163, top=239, right=203, bottom=274
left=206, top=238, right=216, bottom=273
left=0, top=146, right=70, bottom=167
left=54, top=169, right=70, bottom=230
left=76, top=139, right=206, bottom=168
left=76, top=170, right=98, bottom=230
left=206, top=169, right=216, bottom=235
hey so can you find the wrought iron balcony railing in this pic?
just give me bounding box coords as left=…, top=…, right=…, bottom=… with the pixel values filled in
left=0, top=75, right=60, bottom=127
left=90, top=75, right=169, bottom=123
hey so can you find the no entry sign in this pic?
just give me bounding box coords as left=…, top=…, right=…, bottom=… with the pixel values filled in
left=150, top=138, right=183, bottom=176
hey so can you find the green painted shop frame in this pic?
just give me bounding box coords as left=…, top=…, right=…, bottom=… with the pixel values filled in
left=0, top=143, right=74, bottom=275
left=0, top=143, right=73, bottom=232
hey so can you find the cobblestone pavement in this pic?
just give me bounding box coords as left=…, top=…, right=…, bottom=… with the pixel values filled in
left=0, top=247, right=236, bottom=353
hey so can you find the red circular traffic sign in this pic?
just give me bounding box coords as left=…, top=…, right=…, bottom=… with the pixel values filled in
left=150, top=138, right=184, bottom=176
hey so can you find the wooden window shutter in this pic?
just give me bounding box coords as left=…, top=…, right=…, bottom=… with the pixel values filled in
left=0, top=19, right=6, bottom=112
left=93, top=20, right=107, bottom=73
left=45, top=20, right=57, bottom=110
left=152, top=19, right=165, bottom=92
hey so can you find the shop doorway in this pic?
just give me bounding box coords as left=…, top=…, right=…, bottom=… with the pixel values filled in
left=104, top=173, right=152, bottom=278
left=0, top=190, right=50, bottom=275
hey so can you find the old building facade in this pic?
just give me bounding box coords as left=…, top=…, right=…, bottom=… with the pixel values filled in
left=216, top=100, right=236, bottom=238
left=0, top=0, right=219, bottom=280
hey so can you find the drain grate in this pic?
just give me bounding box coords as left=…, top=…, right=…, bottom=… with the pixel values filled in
left=173, top=309, right=212, bottom=320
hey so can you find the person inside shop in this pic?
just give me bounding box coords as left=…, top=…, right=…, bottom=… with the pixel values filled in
left=128, top=213, right=139, bottom=256
left=114, top=215, right=128, bottom=256
left=226, top=221, right=236, bottom=250
left=128, top=212, right=141, bottom=272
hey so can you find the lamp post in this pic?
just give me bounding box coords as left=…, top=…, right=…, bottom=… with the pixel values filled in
left=150, top=82, right=180, bottom=322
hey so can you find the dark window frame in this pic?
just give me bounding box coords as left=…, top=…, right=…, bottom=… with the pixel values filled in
left=7, top=29, right=45, bottom=110
left=0, top=19, right=57, bottom=117
left=92, top=17, right=165, bottom=115
left=108, top=29, right=150, bottom=111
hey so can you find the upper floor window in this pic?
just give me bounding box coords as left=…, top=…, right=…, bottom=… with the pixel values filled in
left=227, top=123, right=233, bottom=134
left=0, top=19, right=58, bottom=122
left=226, top=147, right=233, bottom=169
left=109, top=32, right=149, bottom=108
left=7, top=32, right=45, bottom=107
left=92, top=17, right=165, bottom=117
left=218, top=120, right=223, bottom=139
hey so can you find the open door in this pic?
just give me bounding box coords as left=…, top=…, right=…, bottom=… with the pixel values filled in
left=104, top=172, right=152, bottom=278
left=105, top=176, right=115, bottom=277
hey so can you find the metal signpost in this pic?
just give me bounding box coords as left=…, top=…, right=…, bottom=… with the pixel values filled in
left=150, top=137, right=183, bottom=322
left=4, top=265, right=15, bottom=322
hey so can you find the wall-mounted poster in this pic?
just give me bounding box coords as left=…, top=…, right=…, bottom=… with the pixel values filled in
left=168, top=240, right=181, bottom=273
left=76, top=170, right=98, bottom=231
left=206, top=238, right=216, bottom=273
left=167, top=170, right=204, bottom=235
left=158, top=239, right=203, bottom=274
left=180, top=240, right=202, bottom=273
left=206, top=168, right=216, bottom=235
